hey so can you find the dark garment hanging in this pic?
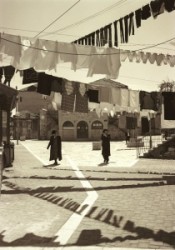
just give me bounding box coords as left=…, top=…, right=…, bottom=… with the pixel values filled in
left=75, top=82, right=88, bottom=113
left=164, top=0, right=175, bottom=12
left=61, top=81, right=76, bottom=112
left=108, top=24, right=112, bottom=47
left=150, top=0, right=164, bottom=18
left=119, top=18, right=125, bottom=43
left=135, top=8, right=142, bottom=28
left=103, top=24, right=112, bottom=47
left=96, top=30, right=100, bottom=46
left=87, top=89, right=99, bottom=103
left=37, top=73, right=52, bottom=96
left=128, top=12, right=135, bottom=36
left=141, top=4, right=151, bottom=20
left=163, top=92, right=175, bottom=120
left=139, top=91, right=161, bottom=111
left=51, top=77, right=63, bottom=93
left=23, top=68, right=38, bottom=84
left=87, top=35, right=91, bottom=46
left=124, top=15, right=129, bottom=43
left=75, top=92, right=88, bottom=113
left=123, top=13, right=134, bottom=43
left=91, top=32, right=95, bottom=46
left=113, top=21, right=118, bottom=47
left=84, top=36, right=88, bottom=45
left=100, top=27, right=105, bottom=46
left=3, top=66, right=15, bottom=86
left=126, top=116, right=137, bottom=129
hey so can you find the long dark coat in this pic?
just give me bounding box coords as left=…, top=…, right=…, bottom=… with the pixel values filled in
left=101, top=134, right=111, bottom=158
left=47, top=135, right=62, bottom=161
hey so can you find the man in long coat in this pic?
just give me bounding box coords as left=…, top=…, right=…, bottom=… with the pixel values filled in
left=47, top=130, right=62, bottom=165
left=101, top=129, right=111, bottom=164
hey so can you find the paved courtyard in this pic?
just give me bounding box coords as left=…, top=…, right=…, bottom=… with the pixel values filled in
left=0, top=140, right=175, bottom=249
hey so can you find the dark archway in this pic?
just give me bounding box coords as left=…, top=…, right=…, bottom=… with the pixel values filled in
left=77, top=121, right=88, bottom=139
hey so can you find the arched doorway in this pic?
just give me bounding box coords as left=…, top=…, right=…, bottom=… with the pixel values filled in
left=77, top=121, right=88, bottom=139
left=62, top=121, right=74, bottom=140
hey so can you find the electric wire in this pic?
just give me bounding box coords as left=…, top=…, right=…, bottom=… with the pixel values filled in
left=38, top=0, right=127, bottom=38
left=33, top=0, right=81, bottom=38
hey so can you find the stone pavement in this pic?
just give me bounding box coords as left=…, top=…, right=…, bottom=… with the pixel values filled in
left=0, top=140, right=175, bottom=249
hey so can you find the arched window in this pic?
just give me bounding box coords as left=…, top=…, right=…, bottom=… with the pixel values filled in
left=91, top=120, right=103, bottom=129
left=63, top=121, right=74, bottom=128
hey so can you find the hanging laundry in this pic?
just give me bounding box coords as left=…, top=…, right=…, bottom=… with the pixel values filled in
left=87, top=47, right=121, bottom=79
left=110, top=87, right=121, bottom=105
left=3, top=66, right=15, bottom=86
left=148, top=53, right=157, bottom=64
left=75, top=82, right=88, bottom=113
left=126, top=116, right=137, bottom=129
left=150, top=0, right=165, bottom=18
left=18, top=38, right=39, bottom=70
left=141, top=4, right=151, bottom=20
left=99, top=86, right=111, bottom=102
left=37, top=73, right=52, bottom=96
left=123, top=13, right=134, bottom=43
left=51, top=92, right=62, bottom=110
left=156, top=53, right=165, bottom=66
left=58, top=42, right=78, bottom=71
left=74, top=44, right=94, bottom=70
left=135, top=8, right=142, bottom=28
left=99, top=27, right=105, bottom=46
left=51, top=77, right=63, bottom=93
left=22, top=68, right=38, bottom=84
left=120, top=88, right=129, bottom=108
left=61, top=80, right=76, bottom=112
left=129, top=90, right=140, bottom=110
left=96, top=30, right=100, bottom=46
left=34, top=40, right=59, bottom=71
left=113, top=21, right=118, bottom=47
left=0, top=33, right=21, bottom=67
left=162, top=92, right=175, bottom=120
left=139, top=91, right=161, bottom=111
left=135, top=51, right=142, bottom=63
left=167, top=55, right=175, bottom=67
left=164, top=0, right=175, bottom=12
left=128, top=51, right=136, bottom=62
left=119, top=18, right=125, bottom=43
left=128, top=12, right=135, bottom=36
left=124, top=15, right=129, bottom=43
left=120, top=50, right=128, bottom=62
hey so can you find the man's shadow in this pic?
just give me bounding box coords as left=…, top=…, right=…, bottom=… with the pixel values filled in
left=98, top=162, right=108, bottom=166
left=43, top=163, right=60, bottom=167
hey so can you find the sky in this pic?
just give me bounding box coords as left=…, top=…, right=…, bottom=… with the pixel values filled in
left=0, top=0, right=175, bottom=91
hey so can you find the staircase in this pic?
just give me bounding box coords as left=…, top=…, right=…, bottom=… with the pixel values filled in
left=141, top=134, right=175, bottom=159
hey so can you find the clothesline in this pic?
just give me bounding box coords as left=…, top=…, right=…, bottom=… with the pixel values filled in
left=73, top=0, right=175, bottom=47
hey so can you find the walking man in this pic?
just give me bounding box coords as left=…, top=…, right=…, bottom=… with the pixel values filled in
left=101, top=129, right=111, bottom=164
left=47, top=130, right=62, bottom=165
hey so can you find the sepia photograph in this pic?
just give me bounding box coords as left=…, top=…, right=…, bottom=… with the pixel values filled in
left=0, top=0, right=175, bottom=249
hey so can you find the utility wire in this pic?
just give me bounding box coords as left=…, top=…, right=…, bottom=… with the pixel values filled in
left=33, top=0, right=81, bottom=38
left=39, top=0, right=127, bottom=38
